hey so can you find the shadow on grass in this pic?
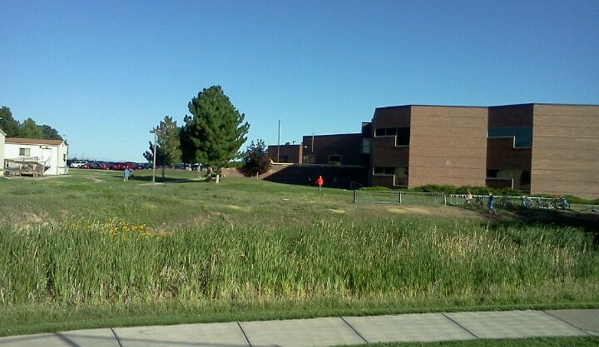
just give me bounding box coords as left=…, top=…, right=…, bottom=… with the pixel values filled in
left=464, top=204, right=598, bottom=231
left=131, top=176, right=200, bottom=184
left=510, top=207, right=599, bottom=233
left=128, top=173, right=218, bottom=184
left=472, top=206, right=599, bottom=248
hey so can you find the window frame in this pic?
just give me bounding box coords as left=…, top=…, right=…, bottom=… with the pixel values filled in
left=19, top=147, right=31, bottom=157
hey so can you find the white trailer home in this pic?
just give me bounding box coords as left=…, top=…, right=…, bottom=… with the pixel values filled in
left=5, top=138, right=69, bottom=176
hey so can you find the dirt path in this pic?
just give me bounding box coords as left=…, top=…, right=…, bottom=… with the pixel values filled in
left=86, top=176, right=105, bottom=183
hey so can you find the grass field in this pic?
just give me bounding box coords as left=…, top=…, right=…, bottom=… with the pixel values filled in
left=1, top=169, right=598, bottom=337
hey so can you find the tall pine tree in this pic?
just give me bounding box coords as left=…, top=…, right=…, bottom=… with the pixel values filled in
left=180, top=86, right=250, bottom=169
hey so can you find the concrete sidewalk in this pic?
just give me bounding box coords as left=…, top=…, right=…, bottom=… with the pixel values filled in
left=0, top=309, right=597, bottom=347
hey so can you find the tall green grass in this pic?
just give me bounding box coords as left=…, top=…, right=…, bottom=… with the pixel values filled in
left=2, top=218, right=597, bottom=306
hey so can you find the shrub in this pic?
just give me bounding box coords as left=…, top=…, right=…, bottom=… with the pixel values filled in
left=358, top=186, right=392, bottom=191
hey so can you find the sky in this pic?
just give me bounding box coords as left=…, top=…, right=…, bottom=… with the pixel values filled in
left=1, top=0, right=598, bottom=162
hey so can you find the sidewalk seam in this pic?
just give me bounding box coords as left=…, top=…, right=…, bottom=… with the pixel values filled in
left=237, top=321, right=253, bottom=347
left=340, top=317, right=369, bottom=344
left=54, top=332, right=79, bottom=347
left=542, top=310, right=593, bottom=336
left=110, top=328, right=124, bottom=347
left=441, top=313, right=479, bottom=339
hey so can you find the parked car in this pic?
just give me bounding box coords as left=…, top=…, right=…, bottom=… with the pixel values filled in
left=126, top=162, right=144, bottom=170
left=95, top=162, right=110, bottom=170
left=69, top=160, right=87, bottom=168
left=110, top=162, right=125, bottom=171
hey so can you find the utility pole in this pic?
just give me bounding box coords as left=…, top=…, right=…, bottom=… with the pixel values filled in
left=151, top=129, right=157, bottom=184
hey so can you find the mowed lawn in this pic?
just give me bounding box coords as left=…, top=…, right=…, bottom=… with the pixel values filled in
left=0, top=169, right=598, bottom=337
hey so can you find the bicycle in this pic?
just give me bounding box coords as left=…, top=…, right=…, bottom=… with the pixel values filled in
left=498, top=196, right=515, bottom=209
left=551, top=196, right=570, bottom=210
left=473, top=196, right=484, bottom=208
left=534, top=197, right=553, bottom=209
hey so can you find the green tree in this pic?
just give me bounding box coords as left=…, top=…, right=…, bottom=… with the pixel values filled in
left=143, top=116, right=182, bottom=178
left=0, top=106, right=21, bottom=137
left=180, top=86, right=250, bottom=171
left=40, top=125, right=63, bottom=140
left=19, top=118, right=43, bottom=139
left=242, top=139, right=272, bottom=177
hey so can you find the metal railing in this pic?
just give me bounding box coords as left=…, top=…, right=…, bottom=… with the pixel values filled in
left=353, top=190, right=446, bottom=206
left=353, top=190, right=574, bottom=211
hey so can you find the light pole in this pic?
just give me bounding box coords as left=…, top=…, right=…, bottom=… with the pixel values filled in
left=151, top=129, right=157, bottom=184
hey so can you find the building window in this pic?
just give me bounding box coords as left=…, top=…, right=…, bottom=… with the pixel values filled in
left=486, top=170, right=499, bottom=178
left=328, top=155, right=341, bottom=165
left=303, top=155, right=315, bottom=164
left=19, top=148, right=31, bottom=157
left=488, top=126, right=532, bottom=147
left=362, top=138, right=371, bottom=154
left=374, top=166, right=395, bottom=175
left=375, top=127, right=410, bottom=146
left=396, top=127, right=410, bottom=146
left=374, top=166, right=408, bottom=186
left=520, top=170, right=531, bottom=186
left=394, top=167, right=408, bottom=186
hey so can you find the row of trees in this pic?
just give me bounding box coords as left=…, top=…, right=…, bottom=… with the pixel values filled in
left=0, top=106, right=63, bottom=140
left=144, top=86, right=271, bottom=178
left=3, top=87, right=267, bottom=176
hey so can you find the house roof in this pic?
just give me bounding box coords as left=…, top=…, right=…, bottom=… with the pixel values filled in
left=0, top=128, right=6, bottom=136
left=6, top=137, right=64, bottom=146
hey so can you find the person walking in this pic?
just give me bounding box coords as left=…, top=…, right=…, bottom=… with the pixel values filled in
left=465, top=189, right=473, bottom=205
left=316, top=175, right=324, bottom=191
left=124, top=168, right=130, bottom=182
left=487, top=192, right=496, bottom=214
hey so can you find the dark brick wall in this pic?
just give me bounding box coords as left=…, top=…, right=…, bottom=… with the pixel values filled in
left=302, top=133, right=363, bottom=166
left=488, top=104, right=534, bottom=127
left=485, top=104, right=534, bottom=191
left=369, top=106, right=411, bottom=186
left=267, top=144, right=303, bottom=163
left=371, top=106, right=411, bottom=128
left=263, top=164, right=367, bottom=189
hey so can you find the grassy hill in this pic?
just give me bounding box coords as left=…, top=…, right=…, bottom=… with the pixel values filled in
left=1, top=169, right=598, bottom=336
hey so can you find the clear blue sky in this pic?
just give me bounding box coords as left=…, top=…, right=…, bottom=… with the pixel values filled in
left=2, top=0, right=598, bottom=162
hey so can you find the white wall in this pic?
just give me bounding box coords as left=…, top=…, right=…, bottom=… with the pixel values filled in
left=5, top=141, right=69, bottom=175
left=0, top=130, right=5, bottom=174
